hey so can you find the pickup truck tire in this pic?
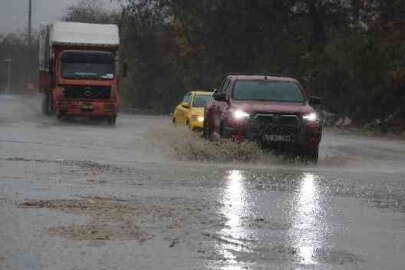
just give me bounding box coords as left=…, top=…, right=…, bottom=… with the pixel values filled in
left=302, top=147, right=319, bottom=163
left=203, top=118, right=209, bottom=139
left=219, top=121, right=229, bottom=138
left=202, top=118, right=207, bottom=138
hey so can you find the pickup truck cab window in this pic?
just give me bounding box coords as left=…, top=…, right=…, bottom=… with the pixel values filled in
left=232, top=80, right=304, bottom=103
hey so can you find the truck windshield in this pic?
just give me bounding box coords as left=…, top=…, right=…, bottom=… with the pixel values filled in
left=192, top=95, right=212, bottom=108
left=61, top=51, right=115, bottom=80
left=233, top=81, right=304, bottom=103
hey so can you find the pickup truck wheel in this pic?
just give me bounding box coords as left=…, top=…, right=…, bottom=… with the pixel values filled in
left=206, top=122, right=213, bottom=140
left=302, top=147, right=319, bottom=163
left=219, top=121, right=228, bottom=138
left=203, top=118, right=208, bottom=138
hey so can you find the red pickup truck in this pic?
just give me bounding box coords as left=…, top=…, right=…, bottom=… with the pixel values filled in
left=203, top=75, right=322, bottom=161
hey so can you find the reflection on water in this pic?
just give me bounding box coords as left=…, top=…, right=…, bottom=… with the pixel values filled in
left=223, top=170, right=245, bottom=231
left=217, top=170, right=323, bottom=269
left=218, top=170, right=249, bottom=270
left=293, top=173, right=321, bottom=265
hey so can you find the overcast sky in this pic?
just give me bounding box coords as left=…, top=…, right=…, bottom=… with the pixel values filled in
left=0, top=0, right=119, bottom=34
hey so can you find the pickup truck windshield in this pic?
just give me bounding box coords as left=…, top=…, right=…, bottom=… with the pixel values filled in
left=192, top=95, right=212, bottom=108
left=61, top=51, right=115, bottom=80
left=233, top=81, right=304, bottom=102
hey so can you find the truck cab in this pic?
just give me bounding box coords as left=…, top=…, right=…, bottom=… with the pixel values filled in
left=39, top=22, right=120, bottom=124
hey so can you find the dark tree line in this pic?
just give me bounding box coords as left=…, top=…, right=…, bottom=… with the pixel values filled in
left=2, top=0, right=404, bottom=122
left=0, top=33, right=38, bottom=93
left=116, top=0, right=405, bottom=121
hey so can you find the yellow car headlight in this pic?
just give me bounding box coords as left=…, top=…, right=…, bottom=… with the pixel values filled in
left=192, top=115, right=204, bottom=122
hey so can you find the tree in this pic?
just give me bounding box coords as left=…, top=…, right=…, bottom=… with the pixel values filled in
left=63, top=0, right=118, bottom=24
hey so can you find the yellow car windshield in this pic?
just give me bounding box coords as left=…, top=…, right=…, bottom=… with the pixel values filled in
left=192, top=95, right=212, bottom=108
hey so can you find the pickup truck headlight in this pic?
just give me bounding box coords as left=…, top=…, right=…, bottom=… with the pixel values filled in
left=303, top=112, right=318, bottom=122
left=232, top=110, right=250, bottom=120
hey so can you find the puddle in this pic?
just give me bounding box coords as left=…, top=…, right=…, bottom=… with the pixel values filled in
left=209, top=170, right=371, bottom=268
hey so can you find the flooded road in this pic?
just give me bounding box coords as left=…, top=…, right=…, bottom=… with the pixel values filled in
left=1, top=94, right=405, bottom=270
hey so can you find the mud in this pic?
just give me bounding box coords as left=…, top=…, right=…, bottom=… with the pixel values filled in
left=19, top=198, right=173, bottom=241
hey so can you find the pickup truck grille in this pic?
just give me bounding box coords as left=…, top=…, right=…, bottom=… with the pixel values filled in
left=247, top=113, right=300, bottom=141
left=64, top=85, right=111, bottom=100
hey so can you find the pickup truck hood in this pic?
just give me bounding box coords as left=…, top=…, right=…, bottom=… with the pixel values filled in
left=231, top=100, right=314, bottom=115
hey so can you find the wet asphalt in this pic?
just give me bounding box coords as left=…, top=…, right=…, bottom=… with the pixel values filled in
left=1, top=94, right=405, bottom=270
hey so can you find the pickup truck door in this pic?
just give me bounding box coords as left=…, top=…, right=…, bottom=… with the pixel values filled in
left=213, top=79, right=231, bottom=132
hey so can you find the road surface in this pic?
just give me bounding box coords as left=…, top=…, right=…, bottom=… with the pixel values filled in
left=1, top=94, right=405, bottom=270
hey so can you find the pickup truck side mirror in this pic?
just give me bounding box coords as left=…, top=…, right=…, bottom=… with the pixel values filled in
left=309, top=96, right=321, bottom=106
left=213, top=92, right=227, bottom=102
left=181, top=102, right=190, bottom=109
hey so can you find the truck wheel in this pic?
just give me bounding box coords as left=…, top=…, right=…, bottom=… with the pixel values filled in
left=56, top=111, right=65, bottom=120
left=107, top=116, right=116, bottom=125
left=42, top=93, right=51, bottom=116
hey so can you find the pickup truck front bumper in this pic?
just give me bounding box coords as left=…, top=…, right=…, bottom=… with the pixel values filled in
left=225, top=113, right=322, bottom=151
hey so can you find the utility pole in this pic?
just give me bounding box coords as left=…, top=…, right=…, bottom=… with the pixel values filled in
left=27, top=0, right=33, bottom=83
left=4, top=59, right=12, bottom=94
left=28, top=0, right=32, bottom=47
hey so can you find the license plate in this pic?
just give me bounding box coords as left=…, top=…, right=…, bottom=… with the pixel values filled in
left=81, top=104, right=94, bottom=110
left=264, top=134, right=291, bottom=142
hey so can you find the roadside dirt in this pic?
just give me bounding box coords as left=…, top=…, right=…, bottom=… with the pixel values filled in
left=19, top=197, right=174, bottom=241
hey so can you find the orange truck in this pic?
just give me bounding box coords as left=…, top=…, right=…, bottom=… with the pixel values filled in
left=39, top=22, right=120, bottom=124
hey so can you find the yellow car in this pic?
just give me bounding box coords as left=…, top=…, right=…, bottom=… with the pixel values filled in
left=173, top=90, right=213, bottom=130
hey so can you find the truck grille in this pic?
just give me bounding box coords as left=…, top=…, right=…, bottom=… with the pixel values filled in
left=64, top=85, right=111, bottom=100
left=247, top=113, right=301, bottom=141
